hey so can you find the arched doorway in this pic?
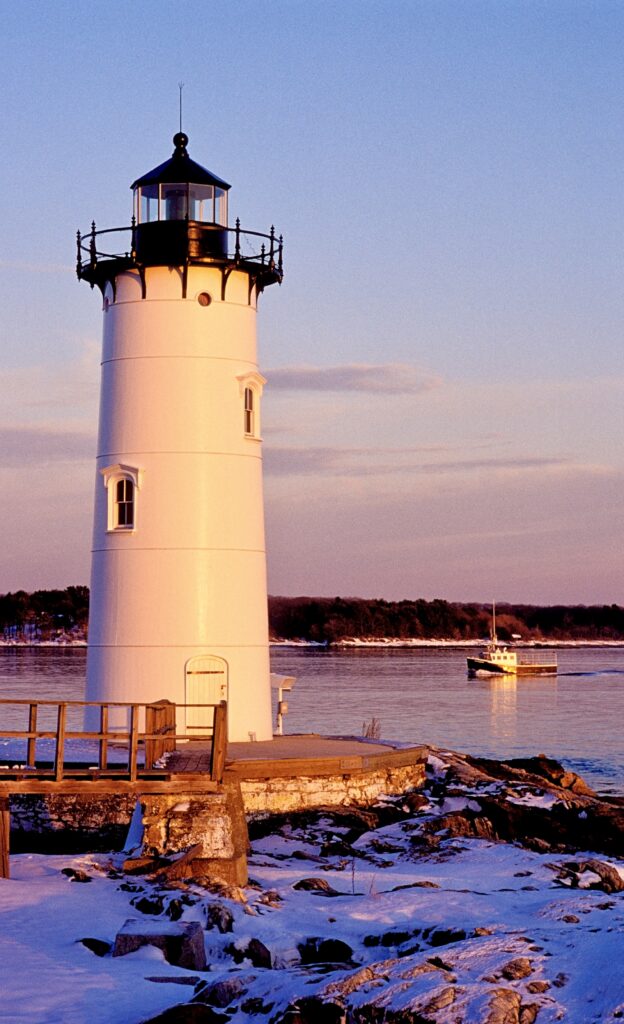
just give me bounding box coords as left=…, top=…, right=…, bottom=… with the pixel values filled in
left=185, top=655, right=228, bottom=734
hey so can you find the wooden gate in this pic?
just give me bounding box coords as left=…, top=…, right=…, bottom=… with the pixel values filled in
left=185, top=656, right=228, bottom=733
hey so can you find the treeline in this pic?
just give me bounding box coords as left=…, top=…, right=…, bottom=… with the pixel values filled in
left=0, top=587, right=89, bottom=640
left=268, top=596, right=624, bottom=643
left=1, top=588, right=624, bottom=643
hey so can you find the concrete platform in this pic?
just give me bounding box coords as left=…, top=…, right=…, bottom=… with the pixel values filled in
left=168, top=733, right=427, bottom=780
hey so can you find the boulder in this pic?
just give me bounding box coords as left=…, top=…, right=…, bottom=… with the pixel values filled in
left=502, top=755, right=596, bottom=796
left=140, top=1006, right=228, bottom=1023
left=113, top=919, right=207, bottom=970
left=78, top=937, right=111, bottom=957
left=428, top=927, right=467, bottom=948
left=245, top=937, right=272, bottom=969
left=192, top=976, right=248, bottom=1007
left=298, top=937, right=354, bottom=965
left=145, top=976, right=199, bottom=986
left=293, top=877, right=342, bottom=896
left=131, top=894, right=165, bottom=915
left=485, top=988, right=522, bottom=1024
left=277, top=997, right=346, bottom=1023
left=166, top=898, right=185, bottom=921
left=501, top=957, right=533, bottom=980
left=61, top=868, right=92, bottom=883
left=554, top=858, right=624, bottom=894
left=204, top=902, right=234, bottom=933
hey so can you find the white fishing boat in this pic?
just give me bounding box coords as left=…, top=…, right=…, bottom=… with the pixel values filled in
left=467, top=604, right=557, bottom=678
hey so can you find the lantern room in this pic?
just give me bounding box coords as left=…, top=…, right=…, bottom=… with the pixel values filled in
left=132, top=132, right=230, bottom=226
left=131, top=132, right=231, bottom=263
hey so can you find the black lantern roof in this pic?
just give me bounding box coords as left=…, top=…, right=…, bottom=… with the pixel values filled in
left=131, top=132, right=231, bottom=191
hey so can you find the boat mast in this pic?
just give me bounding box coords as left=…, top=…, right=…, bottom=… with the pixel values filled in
left=492, top=601, right=497, bottom=644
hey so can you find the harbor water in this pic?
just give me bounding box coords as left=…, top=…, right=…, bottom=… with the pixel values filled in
left=0, top=645, right=622, bottom=794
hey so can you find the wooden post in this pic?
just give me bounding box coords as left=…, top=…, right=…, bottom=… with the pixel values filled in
left=210, top=701, right=228, bottom=782
left=163, top=701, right=176, bottom=756
left=145, top=702, right=157, bottom=769
left=27, top=704, right=37, bottom=767
left=129, top=705, right=139, bottom=782
left=54, top=704, right=66, bottom=782
left=0, top=796, right=9, bottom=879
left=99, top=705, right=109, bottom=770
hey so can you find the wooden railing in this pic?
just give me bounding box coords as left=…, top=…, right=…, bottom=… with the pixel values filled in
left=0, top=698, right=228, bottom=784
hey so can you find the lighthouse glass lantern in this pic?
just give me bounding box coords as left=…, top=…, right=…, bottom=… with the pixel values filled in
left=77, top=133, right=283, bottom=742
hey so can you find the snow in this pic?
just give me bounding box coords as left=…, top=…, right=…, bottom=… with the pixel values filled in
left=121, top=800, right=144, bottom=855
left=1, top=772, right=623, bottom=1022
left=507, top=791, right=560, bottom=809
left=426, top=754, right=449, bottom=775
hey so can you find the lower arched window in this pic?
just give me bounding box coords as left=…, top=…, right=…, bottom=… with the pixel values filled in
left=101, top=464, right=142, bottom=533
left=244, top=387, right=254, bottom=436
left=115, top=478, right=134, bottom=528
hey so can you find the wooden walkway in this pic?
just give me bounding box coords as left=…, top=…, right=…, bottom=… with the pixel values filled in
left=0, top=695, right=427, bottom=879
left=0, top=697, right=228, bottom=877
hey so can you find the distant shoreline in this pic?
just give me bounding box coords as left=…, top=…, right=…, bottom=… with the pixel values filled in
left=3, top=638, right=624, bottom=650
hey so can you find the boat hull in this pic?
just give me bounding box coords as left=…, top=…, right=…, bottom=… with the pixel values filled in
left=467, top=657, right=557, bottom=678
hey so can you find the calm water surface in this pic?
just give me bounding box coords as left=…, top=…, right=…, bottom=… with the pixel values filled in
left=1, top=646, right=622, bottom=793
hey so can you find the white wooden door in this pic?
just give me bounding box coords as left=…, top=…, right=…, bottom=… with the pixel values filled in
left=185, top=656, right=228, bottom=733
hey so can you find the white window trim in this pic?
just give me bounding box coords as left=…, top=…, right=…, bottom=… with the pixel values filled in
left=101, top=463, right=143, bottom=533
left=236, top=371, right=266, bottom=440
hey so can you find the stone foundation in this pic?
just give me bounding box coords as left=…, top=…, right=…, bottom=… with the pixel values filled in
left=10, top=792, right=136, bottom=853
left=7, top=760, right=425, bottom=875
left=141, top=780, right=249, bottom=886
left=239, top=762, right=426, bottom=815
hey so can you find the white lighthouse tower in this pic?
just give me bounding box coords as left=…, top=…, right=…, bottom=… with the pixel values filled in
left=77, top=132, right=283, bottom=741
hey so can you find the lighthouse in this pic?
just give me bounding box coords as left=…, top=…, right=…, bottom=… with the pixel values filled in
left=77, top=132, right=283, bottom=742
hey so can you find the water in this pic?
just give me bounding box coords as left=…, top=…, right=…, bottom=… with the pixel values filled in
left=1, top=645, right=622, bottom=794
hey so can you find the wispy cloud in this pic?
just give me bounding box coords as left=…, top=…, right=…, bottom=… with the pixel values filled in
left=264, top=444, right=572, bottom=478
left=0, top=341, right=99, bottom=423
left=0, top=425, right=95, bottom=468
left=267, top=363, right=442, bottom=395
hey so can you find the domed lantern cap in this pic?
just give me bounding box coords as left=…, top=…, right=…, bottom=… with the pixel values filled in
left=132, top=133, right=231, bottom=225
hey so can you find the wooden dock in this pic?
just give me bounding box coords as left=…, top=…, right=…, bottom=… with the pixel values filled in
left=0, top=697, right=228, bottom=876
left=0, top=697, right=427, bottom=879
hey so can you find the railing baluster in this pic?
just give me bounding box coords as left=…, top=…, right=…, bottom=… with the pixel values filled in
left=235, top=218, right=241, bottom=262
left=145, top=702, right=156, bottom=770
left=278, top=235, right=283, bottom=276
left=129, top=705, right=139, bottom=782
left=54, top=704, right=66, bottom=782
left=89, top=221, right=97, bottom=269
left=99, top=705, right=109, bottom=770
left=27, top=704, right=37, bottom=767
left=76, top=230, right=82, bottom=276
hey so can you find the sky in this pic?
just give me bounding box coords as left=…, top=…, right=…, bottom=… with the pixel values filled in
left=0, top=0, right=623, bottom=604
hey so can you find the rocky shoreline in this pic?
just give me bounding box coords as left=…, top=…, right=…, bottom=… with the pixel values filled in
left=1, top=749, right=623, bottom=1023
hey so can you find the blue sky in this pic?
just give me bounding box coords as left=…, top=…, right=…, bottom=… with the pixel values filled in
left=1, top=1, right=623, bottom=603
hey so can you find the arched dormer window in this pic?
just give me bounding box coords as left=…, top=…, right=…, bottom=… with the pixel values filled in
left=101, top=464, right=143, bottom=532
left=237, top=372, right=266, bottom=440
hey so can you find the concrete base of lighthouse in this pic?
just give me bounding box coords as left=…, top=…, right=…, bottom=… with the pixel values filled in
left=85, top=645, right=273, bottom=743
